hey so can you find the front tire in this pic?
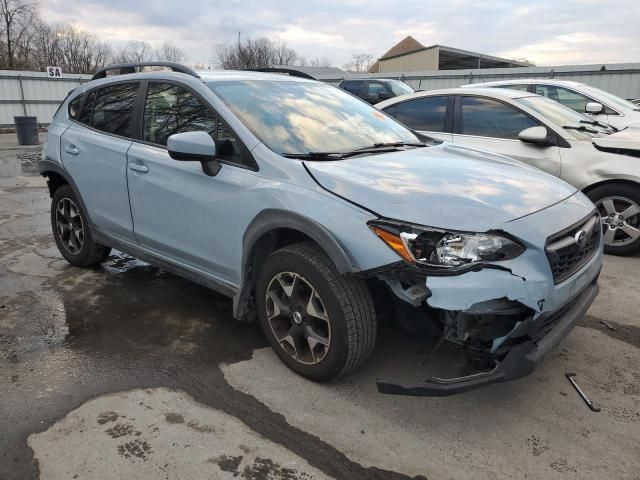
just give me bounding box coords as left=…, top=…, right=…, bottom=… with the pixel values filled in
left=51, top=185, right=111, bottom=267
left=588, top=183, right=640, bottom=256
left=256, top=243, right=377, bottom=381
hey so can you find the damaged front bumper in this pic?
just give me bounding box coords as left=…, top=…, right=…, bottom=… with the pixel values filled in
left=377, top=273, right=599, bottom=396
left=374, top=197, right=604, bottom=396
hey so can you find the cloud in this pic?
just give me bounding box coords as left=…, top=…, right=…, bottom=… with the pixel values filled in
left=40, top=0, right=640, bottom=67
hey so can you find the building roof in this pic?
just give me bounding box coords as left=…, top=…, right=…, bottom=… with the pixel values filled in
left=369, top=36, right=530, bottom=72
left=380, top=35, right=426, bottom=61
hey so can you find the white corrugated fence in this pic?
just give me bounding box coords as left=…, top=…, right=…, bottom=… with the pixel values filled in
left=0, top=70, right=90, bottom=127
left=0, top=63, right=639, bottom=128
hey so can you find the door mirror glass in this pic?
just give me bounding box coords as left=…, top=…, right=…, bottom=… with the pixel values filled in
left=585, top=102, right=604, bottom=114
left=167, top=131, right=220, bottom=176
left=518, top=126, right=550, bottom=145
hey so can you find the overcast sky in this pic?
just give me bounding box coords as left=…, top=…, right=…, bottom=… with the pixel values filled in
left=42, top=0, right=640, bottom=68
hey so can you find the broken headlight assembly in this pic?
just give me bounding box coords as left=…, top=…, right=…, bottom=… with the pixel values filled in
left=368, top=220, right=525, bottom=270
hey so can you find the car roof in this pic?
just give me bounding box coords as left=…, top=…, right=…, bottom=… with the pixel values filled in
left=461, top=79, right=585, bottom=88
left=376, top=86, right=535, bottom=108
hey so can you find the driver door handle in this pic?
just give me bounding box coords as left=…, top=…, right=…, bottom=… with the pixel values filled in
left=129, top=163, right=149, bottom=173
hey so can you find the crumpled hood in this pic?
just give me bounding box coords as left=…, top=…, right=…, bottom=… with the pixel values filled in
left=305, top=143, right=577, bottom=231
left=592, top=126, right=640, bottom=152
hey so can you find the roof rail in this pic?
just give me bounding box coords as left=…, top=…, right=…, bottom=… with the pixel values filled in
left=91, top=62, right=200, bottom=80
left=245, top=68, right=317, bottom=80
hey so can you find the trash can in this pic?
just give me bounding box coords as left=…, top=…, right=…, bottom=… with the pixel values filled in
left=14, top=116, right=39, bottom=145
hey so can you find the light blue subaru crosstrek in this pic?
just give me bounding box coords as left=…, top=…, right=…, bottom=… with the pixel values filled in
left=40, top=62, right=603, bottom=395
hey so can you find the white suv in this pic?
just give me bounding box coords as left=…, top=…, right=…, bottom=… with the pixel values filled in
left=462, top=79, right=640, bottom=130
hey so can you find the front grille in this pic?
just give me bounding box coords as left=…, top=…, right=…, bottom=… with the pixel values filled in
left=546, top=212, right=600, bottom=285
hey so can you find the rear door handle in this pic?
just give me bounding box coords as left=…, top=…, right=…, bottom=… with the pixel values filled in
left=64, top=144, right=79, bottom=155
left=129, top=163, right=149, bottom=173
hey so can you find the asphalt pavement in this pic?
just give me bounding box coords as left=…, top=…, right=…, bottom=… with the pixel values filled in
left=1, top=138, right=639, bottom=479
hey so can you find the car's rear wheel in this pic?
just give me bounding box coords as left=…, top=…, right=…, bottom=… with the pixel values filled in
left=588, top=183, right=640, bottom=255
left=51, top=185, right=111, bottom=267
left=256, top=242, right=377, bottom=381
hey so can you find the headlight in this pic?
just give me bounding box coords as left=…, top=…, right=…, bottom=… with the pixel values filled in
left=368, top=220, right=525, bottom=268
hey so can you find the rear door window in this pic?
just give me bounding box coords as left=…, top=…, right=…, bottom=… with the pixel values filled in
left=460, top=96, right=539, bottom=139
left=91, top=83, right=139, bottom=137
left=495, top=84, right=530, bottom=92
left=395, top=96, right=448, bottom=132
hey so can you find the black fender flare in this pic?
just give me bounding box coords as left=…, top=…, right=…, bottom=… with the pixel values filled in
left=232, top=209, right=360, bottom=320
left=38, top=159, right=93, bottom=224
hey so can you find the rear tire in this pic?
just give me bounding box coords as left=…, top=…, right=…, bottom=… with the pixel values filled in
left=256, top=242, right=377, bottom=381
left=587, top=183, right=640, bottom=256
left=51, top=185, right=111, bottom=267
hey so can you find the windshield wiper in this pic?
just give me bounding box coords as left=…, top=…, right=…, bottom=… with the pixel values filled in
left=353, top=141, right=426, bottom=151
left=579, top=119, right=618, bottom=132
left=282, top=152, right=346, bottom=160
left=283, top=142, right=427, bottom=161
left=563, top=124, right=600, bottom=134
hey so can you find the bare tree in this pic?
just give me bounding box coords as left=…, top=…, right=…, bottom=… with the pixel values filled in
left=215, top=36, right=299, bottom=70
left=29, top=22, right=112, bottom=73
left=309, top=56, right=332, bottom=67
left=512, top=57, right=535, bottom=66
left=342, top=53, right=375, bottom=73
left=156, top=41, right=186, bottom=63
left=0, top=0, right=38, bottom=69
left=113, top=40, right=153, bottom=64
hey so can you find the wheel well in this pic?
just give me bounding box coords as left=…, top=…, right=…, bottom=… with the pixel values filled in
left=249, top=228, right=317, bottom=278
left=234, top=228, right=331, bottom=322
left=582, top=179, right=640, bottom=196
left=42, top=171, right=68, bottom=197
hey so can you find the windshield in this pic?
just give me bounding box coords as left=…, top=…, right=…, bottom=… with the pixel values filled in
left=208, top=80, right=419, bottom=155
left=581, top=85, right=640, bottom=111
left=515, top=95, right=611, bottom=139
left=386, top=80, right=414, bottom=96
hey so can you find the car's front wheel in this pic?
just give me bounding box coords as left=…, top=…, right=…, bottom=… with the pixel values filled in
left=51, top=185, right=111, bottom=267
left=256, top=242, right=377, bottom=381
left=588, top=183, right=640, bottom=256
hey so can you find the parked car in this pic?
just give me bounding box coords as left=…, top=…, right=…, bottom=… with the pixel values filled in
left=338, top=78, right=414, bottom=104
left=632, top=99, right=640, bottom=106
left=40, top=62, right=602, bottom=395
left=461, top=79, right=640, bottom=129
left=378, top=87, right=640, bottom=255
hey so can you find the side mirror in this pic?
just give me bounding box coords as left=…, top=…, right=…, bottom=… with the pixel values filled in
left=518, top=126, right=551, bottom=146
left=585, top=102, right=604, bottom=114
left=167, top=131, right=221, bottom=176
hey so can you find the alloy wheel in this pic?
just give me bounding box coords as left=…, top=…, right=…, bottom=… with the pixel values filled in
left=596, top=196, right=640, bottom=247
left=55, top=197, right=84, bottom=255
left=265, top=271, right=331, bottom=365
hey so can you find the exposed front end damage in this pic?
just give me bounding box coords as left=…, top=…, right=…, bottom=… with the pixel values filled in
left=368, top=200, right=604, bottom=396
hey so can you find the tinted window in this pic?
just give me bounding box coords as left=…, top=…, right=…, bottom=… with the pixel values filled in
left=78, top=91, right=95, bottom=125
left=533, top=85, right=613, bottom=113
left=144, top=83, right=245, bottom=165
left=68, top=95, right=83, bottom=119
left=395, top=96, right=448, bottom=132
left=91, top=83, right=138, bottom=137
left=460, top=96, right=538, bottom=139
left=341, top=81, right=363, bottom=94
